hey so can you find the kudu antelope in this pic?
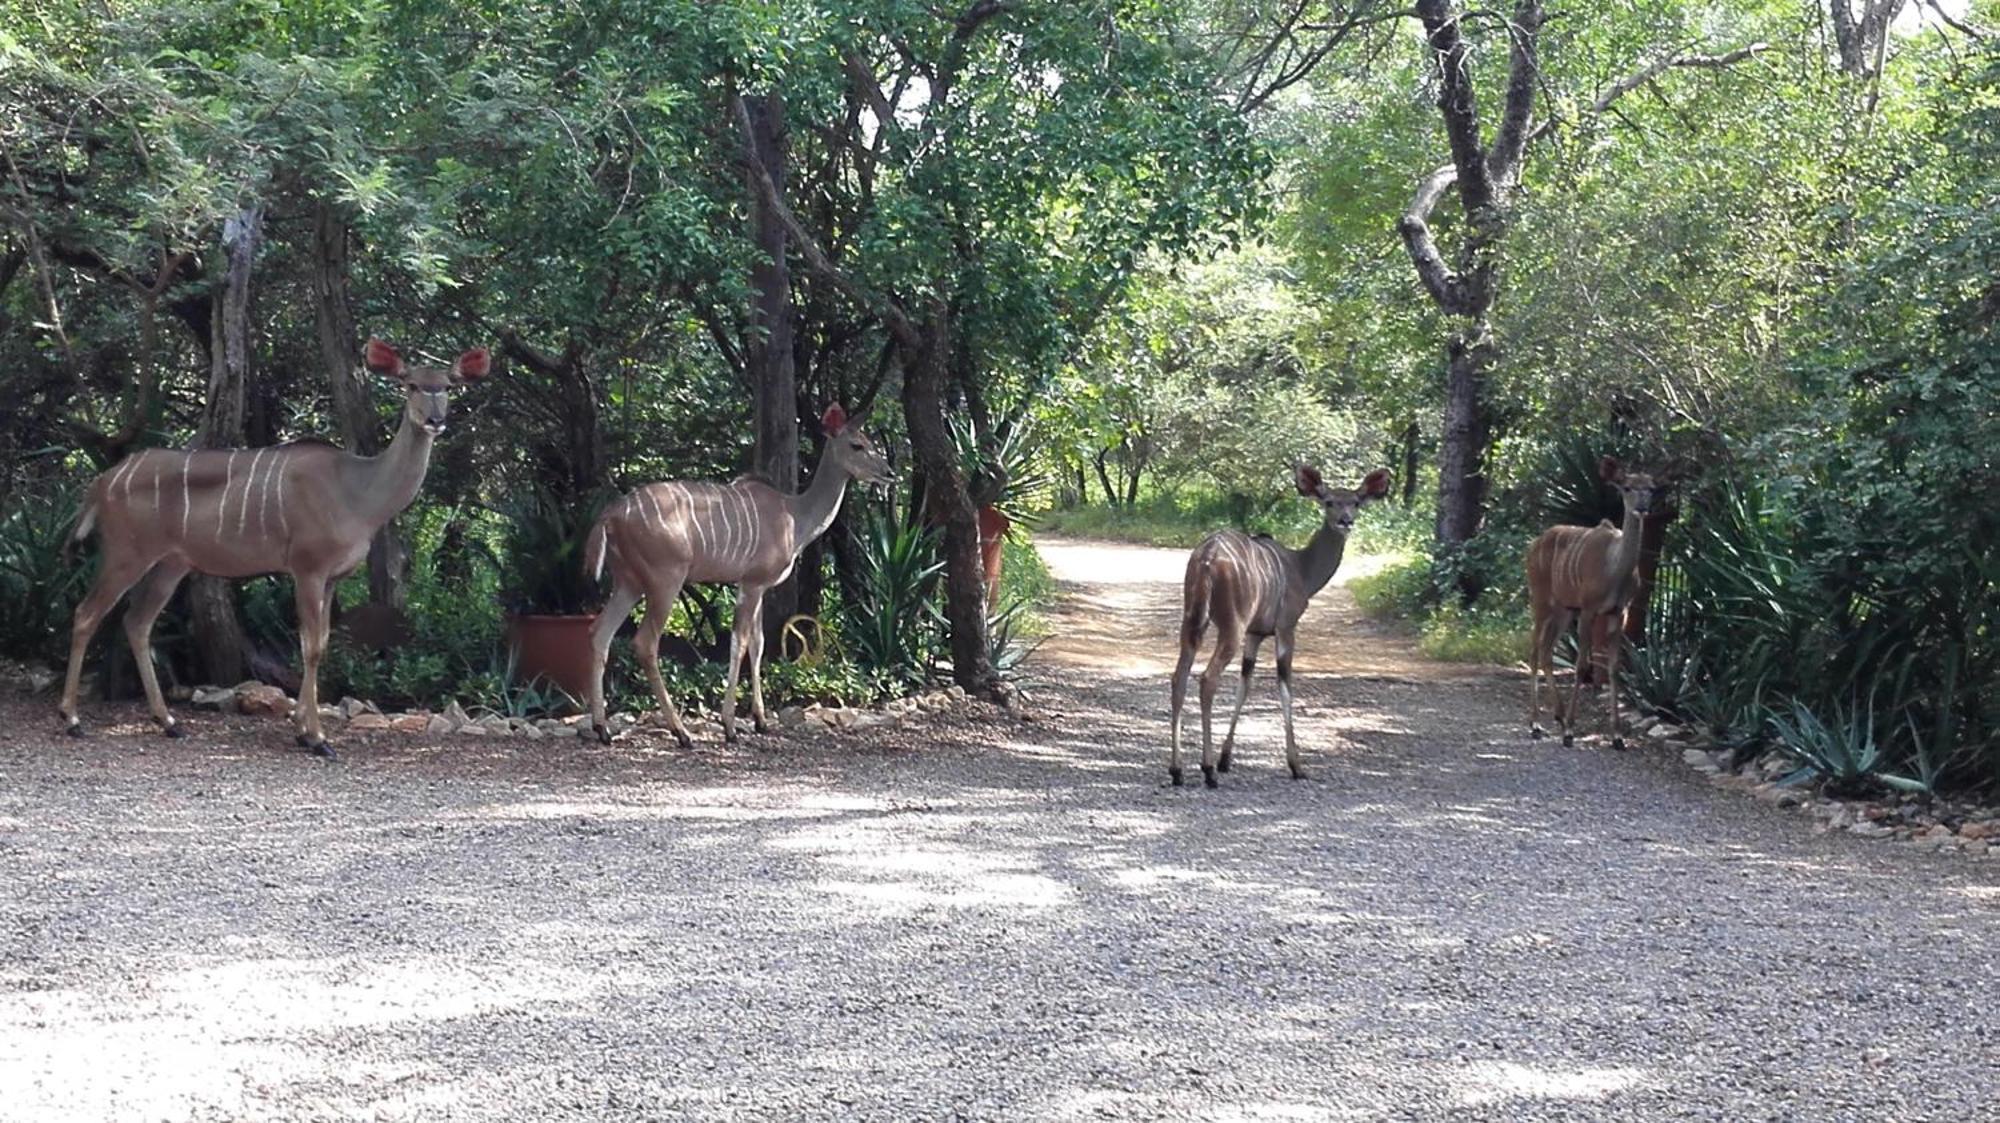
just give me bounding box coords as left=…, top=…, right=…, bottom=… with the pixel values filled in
left=60, top=338, right=489, bottom=754
left=1525, top=455, right=1660, bottom=750
left=1169, top=465, right=1393, bottom=788
left=582, top=404, right=893, bottom=746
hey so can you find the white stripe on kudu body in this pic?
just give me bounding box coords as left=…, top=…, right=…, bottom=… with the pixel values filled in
left=60, top=337, right=491, bottom=755
left=582, top=404, right=894, bottom=749
left=1167, top=465, right=1392, bottom=789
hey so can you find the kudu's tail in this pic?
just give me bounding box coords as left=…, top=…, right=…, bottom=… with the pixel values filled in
left=62, top=490, right=100, bottom=566
left=1180, top=552, right=1215, bottom=649
left=582, top=510, right=613, bottom=584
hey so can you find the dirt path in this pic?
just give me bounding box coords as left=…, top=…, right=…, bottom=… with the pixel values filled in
left=0, top=537, right=1994, bottom=1121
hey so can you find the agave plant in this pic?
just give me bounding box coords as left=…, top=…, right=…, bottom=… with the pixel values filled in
left=1765, top=695, right=1924, bottom=796
left=844, top=510, right=945, bottom=688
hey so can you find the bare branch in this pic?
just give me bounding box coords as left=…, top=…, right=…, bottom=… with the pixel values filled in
left=1414, top=0, right=1500, bottom=219
left=729, top=90, right=918, bottom=351
left=1486, top=0, right=1545, bottom=185
left=1396, top=162, right=1488, bottom=316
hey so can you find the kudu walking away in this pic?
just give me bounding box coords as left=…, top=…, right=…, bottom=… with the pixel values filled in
left=60, top=338, right=489, bottom=754
left=582, top=404, right=893, bottom=746
left=1525, top=455, right=1660, bottom=750
left=1169, top=465, right=1392, bottom=788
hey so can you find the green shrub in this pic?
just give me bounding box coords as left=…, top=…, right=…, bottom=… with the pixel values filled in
left=0, top=486, right=91, bottom=666
left=1349, top=555, right=1432, bottom=621
left=1418, top=601, right=1529, bottom=665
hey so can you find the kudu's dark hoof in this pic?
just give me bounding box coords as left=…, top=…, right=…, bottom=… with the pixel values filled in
left=672, top=731, right=694, bottom=751
left=1217, top=752, right=1233, bottom=774
left=1168, top=766, right=1185, bottom=787
left=1529, top=725, right=1546, bottom=741
left=1611, top=736, right=1628, bottom=752
left=1201, top=765, right=1219, bottom=790
left=64, top=719, right=84, bottom=738
left=592, top=723, right=612, bottom=746
left=1562, top=733, right=1575, bottom=748
left=1289, top=767, right=1307, bottom=781
left=297, top=734, right=336, bottom=759
left=162, top=722, right=185, bottom=739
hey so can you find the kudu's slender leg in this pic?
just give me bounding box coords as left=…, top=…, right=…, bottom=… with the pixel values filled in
left=1217, top=635, right=1265, bottom=774
left=587, top=581, right=643, bottom=743
left=1168, top=639, right=1198, bottom=787
left=744, top=603, right=771, bottom=735
left=123, top=561, right=191, bottom=736
left=293, top=574, right=336, bottom=756
left=635, top=573, right=696, bottom=749
left=1276, top=629, right=1305, bottom=780
left=1606, top=629, right=1627, bottom=751
left=1198, top=628, right=1242, bottom=789
left=719, top=583, right=769, bottom=742
left=1527, top=608, right=1543, bottom=738
left=59, top=552, right=157, bottom=735
left=1564, top=611, right=1592, bottom=749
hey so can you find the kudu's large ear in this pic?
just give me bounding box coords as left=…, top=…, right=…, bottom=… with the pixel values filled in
left=1359, top=468, right=1393, bottom=500
left=1294, top=463, right=1323, bottom=496
left=1597, top=455, right=1622, bottom=484
left=822, top=403, right=848, bottom=436
left=451, top=347, right=491, bottom=385
left=364, top=338, right=405, bottom=380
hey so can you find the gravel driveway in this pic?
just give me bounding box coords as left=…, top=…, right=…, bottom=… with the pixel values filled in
left=1, top=536, right=1994, bottom=1121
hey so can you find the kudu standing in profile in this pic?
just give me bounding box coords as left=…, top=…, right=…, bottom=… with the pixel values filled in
left=582, top=404, right=893, bottom=747
left=1169, top=465, right=1393, bottom=788
left=1525, top=455, right=1659, bottom=750
left=61, top=338, right=489, bottom=754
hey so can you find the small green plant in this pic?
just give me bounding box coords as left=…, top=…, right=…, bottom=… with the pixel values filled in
left=842, top=511, right=945, bottom=688
left=0, top=486, right=91, bottom=665
left=1765, top=695, right=1923, bottom=796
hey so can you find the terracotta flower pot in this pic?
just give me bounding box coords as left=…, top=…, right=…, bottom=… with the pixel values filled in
left=977, top=504, right=1011, bottom=608
left=507, top=613, right=599, bottom=703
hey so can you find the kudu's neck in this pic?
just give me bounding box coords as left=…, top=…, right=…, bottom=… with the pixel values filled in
left=346, top=413, right=436, bottom=527
left=1293, top=522, right=1352, bottom=598
left=784, top=447, right=850, bottom=555
left=1606, top=502, right=1646, bottom=581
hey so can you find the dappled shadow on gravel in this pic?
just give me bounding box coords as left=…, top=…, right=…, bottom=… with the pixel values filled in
left=0, top=537, right=1995, bottom=1120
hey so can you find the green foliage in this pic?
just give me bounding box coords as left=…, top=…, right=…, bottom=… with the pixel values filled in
left=1765, top=696, right=1923, bottom=797
left=0, top=487, right=91, bottom=666
left=841, top=512, right=946, bottom=691
left=498, top=486, right=610, bottom=616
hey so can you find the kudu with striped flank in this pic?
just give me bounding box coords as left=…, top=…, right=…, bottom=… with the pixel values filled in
left=581, top=404, right=893, bottom=746
left=60, top=338, right=490, bottom=754
left=1169, top=464, right=1393, bottom=788
left=1525, top=455, right=1659, bottom=750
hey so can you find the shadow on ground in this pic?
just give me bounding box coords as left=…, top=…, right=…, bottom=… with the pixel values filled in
left=0, top=537, right=1992, bottom=1120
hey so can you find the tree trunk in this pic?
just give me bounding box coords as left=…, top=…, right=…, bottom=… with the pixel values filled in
left=1434, top=326, right=1494, bottom=601
left=744, top=92, right=801, bottom=654
left=188, top=206, right=260, bottom=686
left=903, top=308, right=996, bottom=694
left=1093, top=450, right=1119, bottom=507
left=311, top=201, right=406, bottom=608
left=1400, top=421, right=1421, bottom=506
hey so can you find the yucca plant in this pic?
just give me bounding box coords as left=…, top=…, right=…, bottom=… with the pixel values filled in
left=984, top=597, right=1042, bottom=676
left=0, top=487, right=92, bottom=665
left=844, top=511, right=945, bottom=689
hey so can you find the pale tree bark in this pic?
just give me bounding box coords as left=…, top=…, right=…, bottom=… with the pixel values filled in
left=311, top=201, right=406, bottom=608
left=187, top=205, right=260, bottom=685
left=1830, top=0, right=1906, bottom=77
